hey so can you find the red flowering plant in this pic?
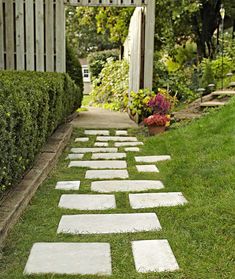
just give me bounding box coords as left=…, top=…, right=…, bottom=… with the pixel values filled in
left=144, top=114, right=170, bottom=126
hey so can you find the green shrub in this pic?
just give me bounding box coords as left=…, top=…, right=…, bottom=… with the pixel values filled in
left=66, top=42, right=84, bottom=92
left=0, top=71, right=82, bottom=193
left=88, top=49, right=119, bottom=79
left=90, top=59, right=129, bottom=111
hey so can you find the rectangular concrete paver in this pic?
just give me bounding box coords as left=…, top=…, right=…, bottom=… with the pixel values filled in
left=85, top=130, right=110, bottom=136
left=116, top=130, right=128, bottom=136
left=24, top=242, right=112, bottom=275
left=59, top=194, right=116, bottom=210
left=132, top=240, right=179, bottom=273
left=136, top=165, right=159, bottom=172
left=91, top=153, right=126, bottom=160
left=115, top=142, right=144, bottom=147
left=91, top=180, right=164, bottom=193
left=85, top=170, right=129, bottom=179
left=125, top=147, right=140, bottom=152
left=135, top=155, right=171, bottom=163
left=129, top=192, right=188, bottom=209
left=55, top=181, right=80, bottom=191
left=94, top=142, right=109, bottom=147
left=66, top=154, right=84, bottom=160
left=97, top=136, right=137, bottom=142
left=75, top=137, right=89, bottom=142
left=57, top=213, right=161, bottom=234
left=69, top=160, right=127, bottom=169
left=71, top=147, right=118, bottom=153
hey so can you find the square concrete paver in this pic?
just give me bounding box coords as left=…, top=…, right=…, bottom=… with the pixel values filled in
left=66, top=154, right=84, bottom=160
left=71, top=147, right=118, bottom=153
left=116, top=130, right=128, bottom=136
left=85, top=130, right=110, bottom=136
left=97, top=136, right=137, bottom=142
left=75, top=137, right=89, bottom=142
left=125, top=147, right=140, bottom=152
left=129, top=192, right=188, bottom=209
left=91, top=180, right=164, bottom=193
left=94, top=142, right=109, bottom=147
left=136, top=165, right=159, bottom=172
left=24, top=242, right=112, bottom=275
left=59, top=194, right=116, bottom=210
left=115, top=142, right=144, bottom=147
left=85, top=170, right=129, bottom=179
left=132, top=240, right=179, bottom=273
left=57, top=213, right=161, bottom=234
left=91, top=153, right=126, bottom=160
left=135, top=155, right=171, bottom=163
left=69, top=160, right=127, bottom=169
left=55, top=181, right=80, bottom=191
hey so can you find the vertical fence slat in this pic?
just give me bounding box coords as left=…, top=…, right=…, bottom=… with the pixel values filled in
left=0, top=0, right=4, bottom=69
left=45, top=0, right=54, bottom=72
left=56, top=0, right=65, bottom=72
left=35, top=0, right=44, bottom=71
left=25, top=0, right=34, bottom=70
left=5, top=0, right=14, bottom=69
left=15, top=0, right=25, bottom=70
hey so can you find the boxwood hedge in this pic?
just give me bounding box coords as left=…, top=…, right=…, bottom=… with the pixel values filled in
left=0, top=71, right=83, bottom=193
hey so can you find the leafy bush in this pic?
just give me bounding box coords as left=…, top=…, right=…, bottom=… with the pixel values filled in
left=91, top=59, right=129, bottom=111
left=66, top=42, right=84, bottom=92
left=88, top=49, right=119, bottom=79
left=0, top=71, right=82, bottom=193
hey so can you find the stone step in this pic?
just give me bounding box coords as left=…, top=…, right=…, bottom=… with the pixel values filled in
left=97, top=136, right=138, bottom=142
left=75, top=137, right=89, bottom=142
left=69, top=160, right=127, bottom=169
left=91, top=153, right=126, bottom=160
left=115, top=142, right=144, bottom=147
left=212, top=90, right=235, bottom=96
left=57, top=213, right=161, bottom=234
left=91, top=180, right=164, bottom=193
left=58, top=194, right=116, bottom=210
left=24, top=242, right=112, bottom=275
left=55, top=181, right=80, bottom=191
left=132, top=240, right=179, bottom=273
left=136, top=165, right=159, bottom=173
left=94, top=142, right=109, bottom=147
left=71, top=147, right=118, bottom=153
left=85, top=130, right=109, bottom=136
left=129, top=192, right=188, bottom=209
left=66, top=154, right=84, bottom=160
left=85, top=170, right=129, bottom=179
left=135, top=155, right=171, bottom=163
left=200, top=101, right=225, bottom=107
left=125, top=147, right=140, bottom=152
left=115, top=130, right=128, bottom=136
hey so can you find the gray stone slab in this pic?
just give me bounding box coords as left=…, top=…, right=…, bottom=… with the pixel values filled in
left=66, top=154, right=84, bottom=160
left=85, top=170, right=129, bottom=179
left=136, top=165, right=159, bottom=172
left=91, top=153, right=126, bottom=160
left=69, top=160, right=127, bottom=169
left=91, top=180, right=164, bottom=193
left=75, top=137, right=89, bottom=142
left=55, top=181, right=80, bottom=191
left=116, top=130, right=128, bottom=136
left=125, top=147, right=140, bottom=152
left=132, top=240, right=179, bottom=273
left=135, top=155, right=171, bottom=163
left=71, top=147, right=118, bottom=153
left=94, top=142, right=109, bottom=147
left=57, top=213, right=161, bottom=234
left=24, top=242, right=112, bottom=275
left=59, top=194, right=116, bottom=210
left=115, top=142, right=144, bottom=147
left=97, top=136, right=137, bottom=142
left=85, top=130, right=110, bottom=136
left=129, top=192, right=188, bottom=209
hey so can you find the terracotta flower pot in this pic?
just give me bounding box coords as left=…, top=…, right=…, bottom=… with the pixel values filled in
left=148, top=125, right=166, bottom=136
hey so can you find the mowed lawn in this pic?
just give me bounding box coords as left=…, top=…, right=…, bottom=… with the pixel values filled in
left=0, top=99, right=235, bottom=279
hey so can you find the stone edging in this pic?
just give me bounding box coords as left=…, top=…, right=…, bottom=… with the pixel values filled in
left=0, top=123, right=73, bottom=248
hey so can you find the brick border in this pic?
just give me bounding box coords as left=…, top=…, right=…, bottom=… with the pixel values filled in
left=0, top=123, right=73, bottom=248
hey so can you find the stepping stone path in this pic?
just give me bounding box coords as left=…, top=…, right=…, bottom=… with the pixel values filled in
left=25, top=129, right=188, bottom=276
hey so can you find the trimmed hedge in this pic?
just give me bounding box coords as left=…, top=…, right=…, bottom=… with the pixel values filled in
left=0, top=71, right=83, bottom=193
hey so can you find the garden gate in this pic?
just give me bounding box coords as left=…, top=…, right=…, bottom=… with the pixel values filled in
left=0, top=0, right=155, bottom=90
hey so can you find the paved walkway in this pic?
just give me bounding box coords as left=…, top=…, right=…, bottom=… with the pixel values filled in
left=24, top=129, right=188, bottom=276
left=72, top=107, right=138, bottom=129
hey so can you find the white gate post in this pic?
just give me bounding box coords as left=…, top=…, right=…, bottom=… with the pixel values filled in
left=144, top=0, right=155, bottom=90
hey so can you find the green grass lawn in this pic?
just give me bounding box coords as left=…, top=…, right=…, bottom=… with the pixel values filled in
left=1, top=99, right=235, bottom=279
